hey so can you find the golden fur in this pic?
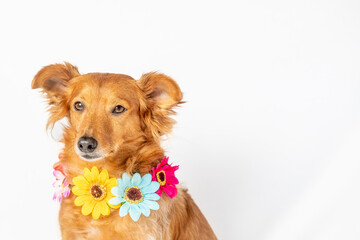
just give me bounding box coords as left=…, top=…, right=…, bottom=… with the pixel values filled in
left=32, top=62, right=217, bottom=239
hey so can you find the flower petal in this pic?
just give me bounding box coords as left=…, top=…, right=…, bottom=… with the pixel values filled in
left=62, top=188, right=70, bottom=198
left=75, top=195, right=90, bottom=206
left=108, top=197, right=125, bottom=205
left=166, top=176, right=179, bottom=185
left=98, top=169, right=109, bottom=185
left=99, top=201, right=110, bottom=216
left=53, top=181, right=61, bottom=188
left=63, top=178, right=69, bottom=186
left=131, top=173, right=141, bottom=186
left=160, top=156, right=169, bottom=166
left=168, top=165, right=179, bottom=171
left=105, top=178, right=117, bottom=189
left=144, top=193, right=160, bottom=201
left=72, top=186, right=90, bottom=196
left=53, top=170, right=65, bottom=180
left=141, top=181, right=160, bottom=194
left=81, top=199, right=96, bottom=216
left=143, top=200, right=159, bottom=210
left=111, top=186, right=121, bottom=197
left=122, top=172, right=131, bottom=187
left=138, top=202, right=151, bottom=217
left=83, top=168, right=95, bottom=183
left=108, top=202, right=121, bottom=209
left=163, top=185, right=178, bottom=198
left=72, top=176, right=89, bottom=189
left=129, top=204, right=141, bottom=222
left=162, top=165, right=170, bottom=170
left=138, top=174, right=152, bottom=188
left=117, top=178, right=125, bottom=189
left=156, top=188, right=163, bottom=196
left=119, top=202, right=130, bottom=217
left=92, top=202, right=101, bottom=219
left=91, top=166, right=100, bottom=178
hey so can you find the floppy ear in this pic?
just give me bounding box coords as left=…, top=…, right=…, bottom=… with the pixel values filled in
left=32, top=62, right=79, bottom=103
left=138, top=72, right=183, bottom=141
left=31, top=62, right=80, bottom=129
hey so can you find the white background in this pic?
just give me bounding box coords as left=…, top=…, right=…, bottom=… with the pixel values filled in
left=1, top=0, right=360, bottom=239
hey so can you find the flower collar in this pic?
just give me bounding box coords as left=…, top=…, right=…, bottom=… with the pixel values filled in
left=52, top=156, right=179, bottom=221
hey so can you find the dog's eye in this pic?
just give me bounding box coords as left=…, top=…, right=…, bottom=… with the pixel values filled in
left=112, top=105, right=126, bottom=114
left=74, top=101, right=85, bottom=112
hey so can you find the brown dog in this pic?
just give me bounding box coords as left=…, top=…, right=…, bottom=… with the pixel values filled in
left=32, top=62, right=216, bottom=239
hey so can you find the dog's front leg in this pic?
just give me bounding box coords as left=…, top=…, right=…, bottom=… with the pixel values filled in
left=61, top=230, right=83, bottom=240
left=59, top=199, right=96, bottom=240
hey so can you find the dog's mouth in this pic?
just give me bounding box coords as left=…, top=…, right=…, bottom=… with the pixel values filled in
left=80, top=153, right=103, bottom=161
left=74, top=146, right=105, bottom=162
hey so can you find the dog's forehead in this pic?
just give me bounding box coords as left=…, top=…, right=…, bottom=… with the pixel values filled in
left=68, top=73, right=140, bottom=103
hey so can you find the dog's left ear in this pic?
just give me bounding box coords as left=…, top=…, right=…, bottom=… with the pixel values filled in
left=138, top=72, right=183, bottom=140
left=138, top=72, right=183, bottom=109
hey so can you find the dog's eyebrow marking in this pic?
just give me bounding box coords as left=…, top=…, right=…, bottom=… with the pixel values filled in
left=113, top=98, right=130, bottom=109
left=72, top=96, right=90, bottom=103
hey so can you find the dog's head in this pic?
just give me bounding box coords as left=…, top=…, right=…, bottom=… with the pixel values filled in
left=32, top=62, right=182, bottom=164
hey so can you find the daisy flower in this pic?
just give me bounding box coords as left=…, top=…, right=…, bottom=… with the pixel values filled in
left=72, top=166, right=118, bottom=219
left=151, top=156, right=179, bottom=199
left=52, top=164, right=70, bottom=202
left=109, top=172, right=160, bottom=222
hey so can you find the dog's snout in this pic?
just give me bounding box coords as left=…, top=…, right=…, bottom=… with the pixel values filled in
left=77, top=136, right=98, bottom=153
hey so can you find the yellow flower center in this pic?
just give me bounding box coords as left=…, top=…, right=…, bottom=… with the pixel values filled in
left=90, top=184, right=106, bottom=200
left=156, top=170, right=166, bottom=186
left=124, top=186, right=143, bottom=204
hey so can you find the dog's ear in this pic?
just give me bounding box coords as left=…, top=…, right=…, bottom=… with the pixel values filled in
left=32, top=62, right=80, bottom=130
left=138, top=72, right=183, bottom=141
left=138, top=72, right=183, bottom=109
left=32, top=62, right=79, bottom=103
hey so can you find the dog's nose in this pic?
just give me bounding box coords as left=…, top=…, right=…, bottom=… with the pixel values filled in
left=77, top=136, right=98, bottom=153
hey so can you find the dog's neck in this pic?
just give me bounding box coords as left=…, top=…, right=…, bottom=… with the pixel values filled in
left=110, top=137, right=165, bottom=174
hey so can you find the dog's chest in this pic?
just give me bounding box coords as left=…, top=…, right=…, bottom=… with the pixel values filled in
left=82, top=219, right=162, bottom=240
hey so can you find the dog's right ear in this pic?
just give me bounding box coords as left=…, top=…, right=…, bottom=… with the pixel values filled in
left=32, top=62, right=80, bottom=130
left=31, top=62, right=80, bottom=104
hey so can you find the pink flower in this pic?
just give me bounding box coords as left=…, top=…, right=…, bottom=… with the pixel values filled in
left=151, top=156, right=179, bottom=199
left=52, top=164, right=70, bottom=202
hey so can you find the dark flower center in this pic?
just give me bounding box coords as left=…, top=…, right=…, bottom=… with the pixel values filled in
left=126, top=187, right=143, bottom=201
left=158, top=172, right=165, bottom=182
left=156, top=170, right=166, bottom=186
left=91, top=184, right=106, bottom=200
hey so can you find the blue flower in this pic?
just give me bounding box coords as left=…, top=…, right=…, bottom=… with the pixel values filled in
left=109, top=172, right=161, bottom=222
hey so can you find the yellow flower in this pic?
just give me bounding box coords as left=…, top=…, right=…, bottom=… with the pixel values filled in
left=72, top=166, right=119, bottom=219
